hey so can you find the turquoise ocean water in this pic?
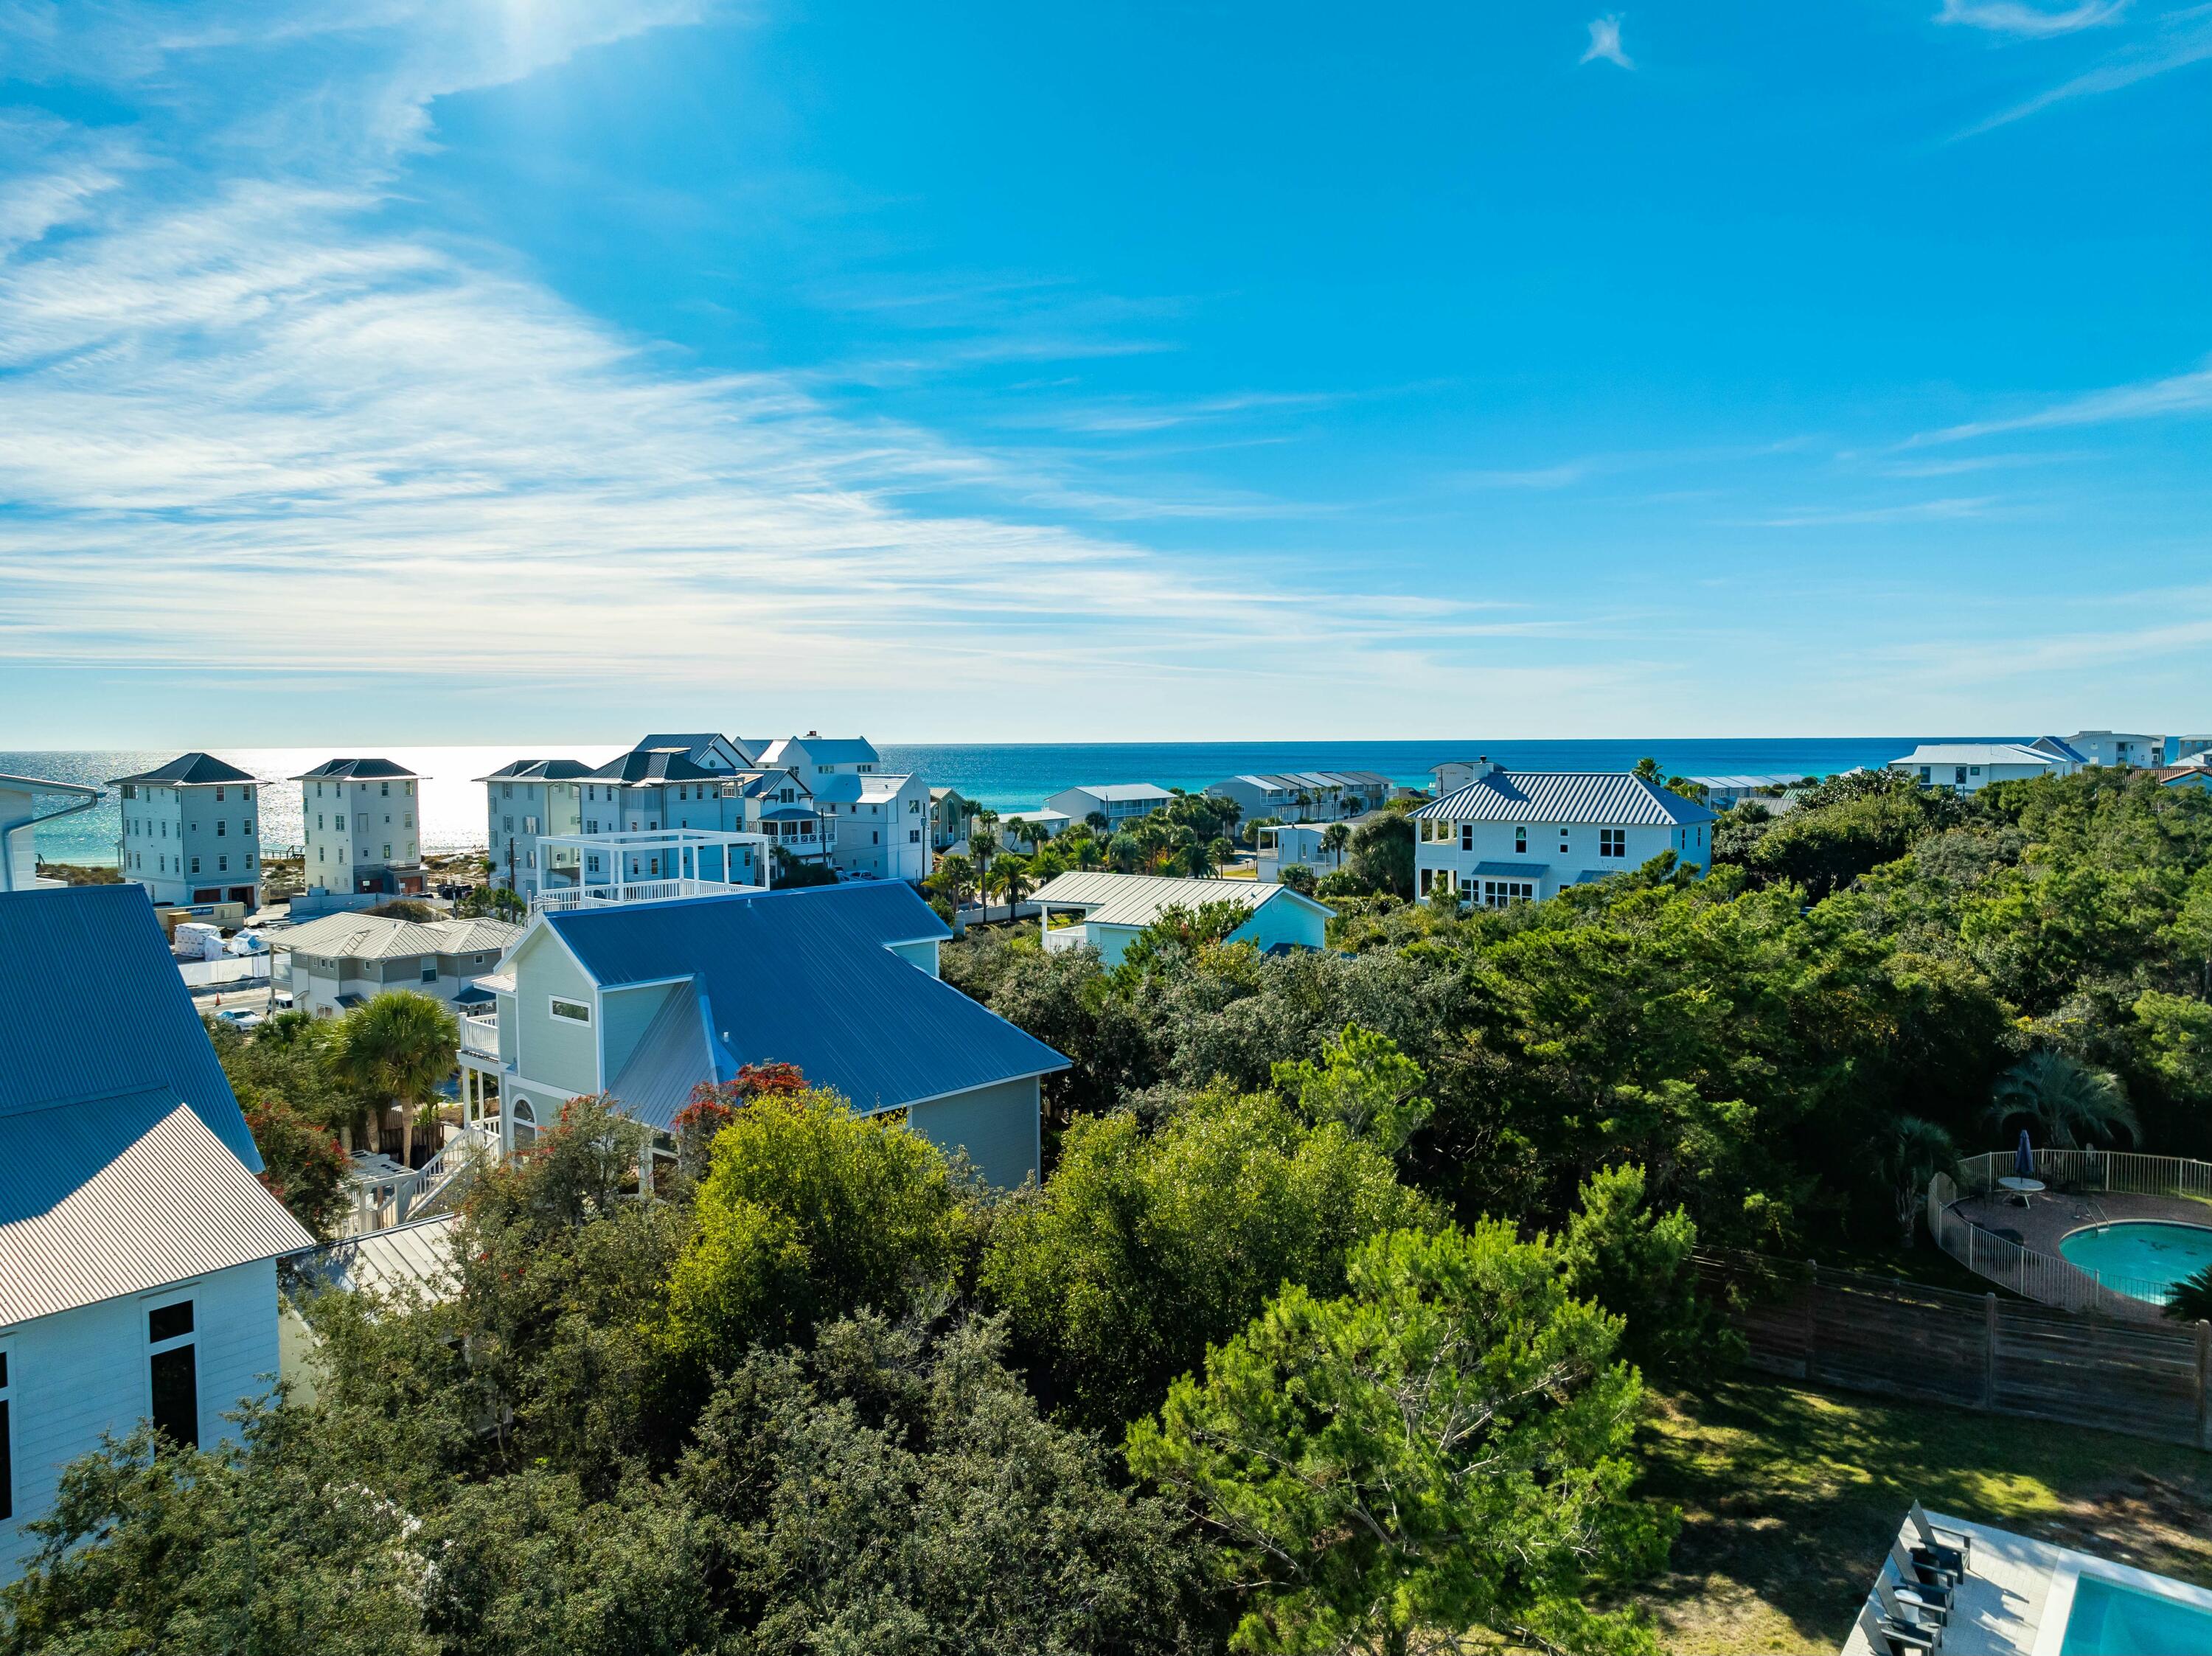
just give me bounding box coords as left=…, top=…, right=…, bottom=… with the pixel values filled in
left=8, top=737, right=1952, bottom=866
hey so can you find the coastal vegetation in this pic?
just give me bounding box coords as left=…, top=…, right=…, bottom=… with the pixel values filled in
left=10, top=765, right=2208, bottom=1653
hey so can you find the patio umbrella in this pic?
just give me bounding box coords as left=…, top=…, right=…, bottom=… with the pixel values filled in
left=2015, top=1127, right=2034, bottom=1179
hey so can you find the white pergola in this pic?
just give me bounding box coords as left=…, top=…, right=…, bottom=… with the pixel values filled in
left=530, top=828, right=771, bottom=912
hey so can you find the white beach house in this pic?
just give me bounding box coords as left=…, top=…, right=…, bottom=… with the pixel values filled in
left=1411, top=760, right=1714, bottom=907
left=1888, top=740, right=2083, bottom=793
left=1043, top=783, right=1175, bottom=832
left=0, top=884, right=313, bottom=1582
left=108, top=753, right=265, bottom=911
left=1205, top=770, right=1392, bottom=825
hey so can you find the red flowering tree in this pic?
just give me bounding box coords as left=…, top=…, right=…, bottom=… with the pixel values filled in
left=672, top=1062, right=807, bottom=1177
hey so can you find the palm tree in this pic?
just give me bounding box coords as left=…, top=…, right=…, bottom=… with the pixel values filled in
left=1085, top=810, right=1111, bottom=837
left=1986, top=1050, right=2140, bottom=1150
left=1074, top=834, right=1105, bottom=871
left=930, top=852, right=975, bottom=912
left=1014, top=817, right=1051, bottom=856
left=328, top=990, right=459, bottom=1165
left=1882, top=1116, right=1958, bottom=1246
left=970, top=827, right=1000, bottom=919
left=992, top=853, right=1033, bottom=921
left=1321, top=821, right=1352, bottom=869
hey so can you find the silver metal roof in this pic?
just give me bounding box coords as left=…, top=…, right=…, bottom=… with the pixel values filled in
left=1411, top=770, right=1714, bottom=827
left=0, top=1088, right=314, bottom=1325
left=271, top=911, right=521, bottom=961
left=305, top=1214, right=460, bottom=1300
left=1029, top=870, right=1326, bottom=929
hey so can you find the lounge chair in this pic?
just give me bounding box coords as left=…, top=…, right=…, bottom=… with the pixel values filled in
left=1857, top=1597, right=1939, bottom=1656
left=1908, top=1502, right=1972, bottom=1576
left=1876, top=1576, right=1944, bottom=1648
left=1885, top=1556, right=1952, bottom=1629
left=1892, top=1532, right=1959, bottom=1594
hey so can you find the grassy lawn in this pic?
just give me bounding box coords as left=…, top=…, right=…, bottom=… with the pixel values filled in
left=1634, top=1380, right=2212, bottom=1654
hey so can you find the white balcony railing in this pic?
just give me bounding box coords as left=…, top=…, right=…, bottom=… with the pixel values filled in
left=529, top=875, right=761, bottom=915
left=459, top=1015, right=501, bottom=1060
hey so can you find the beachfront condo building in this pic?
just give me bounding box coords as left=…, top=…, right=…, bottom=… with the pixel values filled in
left=1411, top=759, right=1715, bottom=908
left=477, top=759, right=594, bottom=897
left=293, top=757, right=428, bottom=897
left=108, top=752, right=265, bottom=910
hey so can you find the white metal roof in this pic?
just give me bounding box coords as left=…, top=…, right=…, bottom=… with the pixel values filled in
left=1054, top=783, right=1175, bottom=803
left=0, top=1088, right=314, bottom=1324
left=1411, top=770, right=1714, bottom=827
left=1029, top=870, right=1324, bottom=930
left=306, top=1214, right=460, bottom=1299
left=1889, top=744, right=2060, bottom=768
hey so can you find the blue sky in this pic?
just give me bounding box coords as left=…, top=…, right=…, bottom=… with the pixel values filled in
left=0, top=0, right=2206, bottom=743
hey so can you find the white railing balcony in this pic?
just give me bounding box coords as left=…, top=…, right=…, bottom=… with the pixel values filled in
left=459, top=1015, right=501, bottom=1060
left=529, top=874, right=763, bottom=915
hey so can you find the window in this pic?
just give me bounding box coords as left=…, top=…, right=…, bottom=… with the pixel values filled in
left=1920, top=766, right=1932, bottom=783
left=1458, top=824, right=1473, bottom=852
left=1600, top=828, right=1626, bottom=859
left=421, top=960, right=439, bottom=982
left=122, top=784, right=136, bottom=799
left=215, top=786, right=225, bottom=802
left=406, top=780, right=414, bottom=796
left=550, top=995, right=592, bottom=1025
left=1481, top=880, right=1535, bottom=908
left=503, top=815, right=514, bottom=833
left=1955, top=767, right=1968, bottom=785
left=189, top=857, right=201, bottom=874
left=319, top=847, right=325, bottom=863
left=380, top=781, right=389, bottom=796
left=218, top=855, right=227, bottom=872
left=1515, top=826, right=1527, bottom=854
left=503, top=783, right=515, bottom=799
left=383, top=844, right=392, bottom=860
left=216, top=819, right=226, bottom=837
left=148, top=1300, right=198, bottom=1448
left=909, top=829, right=920, bottom=843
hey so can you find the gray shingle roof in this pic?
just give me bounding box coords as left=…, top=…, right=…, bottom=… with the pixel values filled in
left=107, top=751, right=257, bottom=787
left=0, top=1088, right=313, bottom=1323
left=1411, top=770, right=1714, bottom=827
left=473, top=758, right=597, bottom=782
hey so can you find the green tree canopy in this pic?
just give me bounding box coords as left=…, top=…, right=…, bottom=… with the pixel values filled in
left=1127, top=1222, right=1673, bottom=1656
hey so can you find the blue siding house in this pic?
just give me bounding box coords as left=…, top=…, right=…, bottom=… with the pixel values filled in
left=459, top=883, right=1067, bottom=1188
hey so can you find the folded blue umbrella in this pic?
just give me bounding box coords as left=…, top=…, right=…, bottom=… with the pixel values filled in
left=2015, top=1127, right=2034, bottom=1179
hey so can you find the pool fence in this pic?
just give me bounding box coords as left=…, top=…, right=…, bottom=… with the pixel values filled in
left=1697, top=1250, right=2212, bottom=1451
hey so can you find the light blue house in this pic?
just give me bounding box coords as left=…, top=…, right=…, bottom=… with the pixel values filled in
left=0, top=886, right=313, bottom=1581
left=457, top=883, right=1066, bottom=1188
left=1028, top=870, right=1333, bottom=967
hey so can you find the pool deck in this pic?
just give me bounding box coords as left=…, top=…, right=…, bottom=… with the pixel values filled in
left=1950, top=1188, right=2212, bottom=1318
left=1839, top=1511, right=2212, bottom=1655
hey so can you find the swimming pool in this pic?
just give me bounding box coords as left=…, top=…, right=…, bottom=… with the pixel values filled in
left=2059, top=1573, right=2212, bottom=1654
left=2056, top=1220, right=2212, bottom=1302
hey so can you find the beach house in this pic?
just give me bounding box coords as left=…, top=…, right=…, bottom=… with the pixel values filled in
left=293, top=757, right=428, bottom=899
left=108, top=753, right=265, bottom=911
left=1043, top=782, right=1175, bottom=832
left=272, top=910, right=523, bottom=1019
left=1411, top=760, right=1715, bottom=907
left=0, top=770, right=100, bottom=893
left=0, top=884, right=313, bottom=1581
left=753, top=735, right=928, bottom=883
left=1029, top=870, right=1332, bottom=966
left=477, top=758, right=594, bottom=898
left=1888, top=740, right=2084, bottom=793
left=454, top=883, right=1065, bottom=1187
left=929, top=788, right=972, bottom=853
left=1204, top=770, right=1392, bottom=825
left=1255, top=822, right=1348, bottom=884
left=2062, top=730, right=2168, bottom=768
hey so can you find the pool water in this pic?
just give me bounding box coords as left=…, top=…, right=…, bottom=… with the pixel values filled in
left=2061, top=1573, right=2212, bottom=1654
left=2056, top=1221, right=2212, bottom=1302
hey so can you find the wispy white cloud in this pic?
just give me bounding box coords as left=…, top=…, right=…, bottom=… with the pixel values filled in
left=1580, top=15, right=1634, bottom=68
left=1957, top=2, right=2212, bottom=133
left=1936, top=0, right=2127, bottom=38
left=0, top=0, right=1604, bottom=732
left=1739, top=497, right=2000, bottom=528
left=1913, top=355, right=2212, bottom=442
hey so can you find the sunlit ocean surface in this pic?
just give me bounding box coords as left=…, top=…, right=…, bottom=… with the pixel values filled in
left=9, top=737, right=1938, bottom=866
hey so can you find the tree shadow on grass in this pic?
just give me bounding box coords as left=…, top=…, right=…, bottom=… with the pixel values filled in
left=1633, top=1380, right=2212, bottom=1653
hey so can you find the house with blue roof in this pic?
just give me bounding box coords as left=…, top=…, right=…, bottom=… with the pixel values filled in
left=0, top=885, right=312, bottom=1580
left=1410, top=759, right=1714, bottom=908
left=457, top=883, right=1066, bottom=1187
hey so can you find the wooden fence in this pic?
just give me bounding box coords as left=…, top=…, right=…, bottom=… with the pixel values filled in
left=1697, top=1251, right=2212, bottom=1451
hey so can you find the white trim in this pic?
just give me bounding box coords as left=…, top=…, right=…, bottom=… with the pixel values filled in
left=852, top=1066, right=1066, bottom=1117
left=2030, top=1552, right=2212, bottom=1656
left=549, top=994, right=592, bottom=1026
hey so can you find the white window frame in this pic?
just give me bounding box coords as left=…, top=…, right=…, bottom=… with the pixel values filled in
left=549, top=995, right=592, bottom=1026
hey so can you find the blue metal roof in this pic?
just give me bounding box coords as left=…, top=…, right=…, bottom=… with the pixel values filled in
left=545, top=885, right=1067, bottom=1120
left=1471, top=860, right=1551, bottom=878
left=0, top=885, right=262, bottom=1169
